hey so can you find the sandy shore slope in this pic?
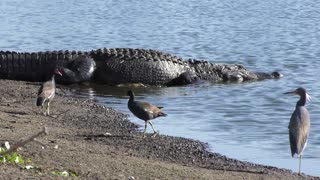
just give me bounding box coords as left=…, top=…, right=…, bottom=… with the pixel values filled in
left=0, top=80, right=317, bottom=179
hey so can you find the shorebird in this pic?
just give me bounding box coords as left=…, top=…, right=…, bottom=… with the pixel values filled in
left=284, top=87, right=311, bottom=175
left=127, top=90, right=167, bottom=137
left=36, top=68, right=62, bottom=116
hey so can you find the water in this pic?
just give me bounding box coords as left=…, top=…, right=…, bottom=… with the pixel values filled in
left=1, top=0, right=320, bottom=176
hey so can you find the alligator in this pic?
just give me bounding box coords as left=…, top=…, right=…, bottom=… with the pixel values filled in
left=0, top=48, right=282, bottom=86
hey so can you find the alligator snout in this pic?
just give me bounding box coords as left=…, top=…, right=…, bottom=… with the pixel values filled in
left=271, top=71, right=283, bottom=78
left=255, top=71, right=284, bottom=80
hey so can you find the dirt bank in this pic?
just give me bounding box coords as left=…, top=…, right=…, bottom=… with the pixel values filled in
left=0, top=80, right=317, bottom=179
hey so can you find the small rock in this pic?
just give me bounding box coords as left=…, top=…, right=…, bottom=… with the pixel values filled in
left=128, top=176, right=135, bottom=180
left=104, top=132, right=112, bottom=136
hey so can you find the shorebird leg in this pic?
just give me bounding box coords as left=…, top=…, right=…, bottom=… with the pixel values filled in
left=41, top=103, right=47, bottom=116
left=47, top=102, right=50, bottom=115
left=142, top=121, right=148, bottom=138
left=149, top=121, right=158, bottom=137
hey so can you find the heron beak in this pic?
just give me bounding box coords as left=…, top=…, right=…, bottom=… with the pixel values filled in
left=283, top=90, right=297, bottom=95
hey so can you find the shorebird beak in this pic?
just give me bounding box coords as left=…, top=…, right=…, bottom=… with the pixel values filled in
left=56, top=69, right=63, bottom=76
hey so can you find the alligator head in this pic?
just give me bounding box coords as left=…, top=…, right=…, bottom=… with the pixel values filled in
left=255, top=71, right=284, bottom=80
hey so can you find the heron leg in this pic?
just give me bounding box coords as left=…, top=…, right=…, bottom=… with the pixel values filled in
left=148, top=121, right=158, bottom=137
left=298, top=155, right=302, bottom=175
left=142, top=121, right=148, bottom=137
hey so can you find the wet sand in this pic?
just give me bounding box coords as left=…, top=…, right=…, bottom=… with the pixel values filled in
left=0, top=80, right=317, bottom=179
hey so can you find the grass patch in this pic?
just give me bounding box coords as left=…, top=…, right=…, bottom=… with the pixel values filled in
left=0, top=142, right=25, bottom=165
left=1, top=140, right=78, bottom=177
left=51, top=170, right=78, bottom=177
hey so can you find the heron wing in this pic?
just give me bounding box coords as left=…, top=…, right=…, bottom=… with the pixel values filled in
left=288, top=107, right=310, bottom=156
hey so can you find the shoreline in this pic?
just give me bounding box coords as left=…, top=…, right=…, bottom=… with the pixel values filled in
left=0, top=80, right=317, bottom=179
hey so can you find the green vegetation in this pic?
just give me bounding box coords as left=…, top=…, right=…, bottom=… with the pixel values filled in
left=0, top=141, right=78, bottom=177
left=0, top=142, right=25, bottom=165
left=51, top=170, right=78, bottom=177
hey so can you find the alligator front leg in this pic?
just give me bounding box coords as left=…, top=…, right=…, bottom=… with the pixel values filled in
left=166, top=71, right=200, bottom=86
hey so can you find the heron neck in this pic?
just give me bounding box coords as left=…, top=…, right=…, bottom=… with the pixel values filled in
left=296, top=94, right=306, bottom=107
left=129, top=94, right=134, bottom=103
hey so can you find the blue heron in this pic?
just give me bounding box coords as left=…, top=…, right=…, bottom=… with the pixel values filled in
left=284, top=87, right=311, bottom=175
left=127, top=90, right=167, bottom=137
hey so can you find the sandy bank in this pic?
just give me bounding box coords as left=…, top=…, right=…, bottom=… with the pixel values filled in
left=0, top=80, right=317, bottom=179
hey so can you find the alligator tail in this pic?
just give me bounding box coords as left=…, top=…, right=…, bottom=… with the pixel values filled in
left=0, top=51, right=95, bottom=84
